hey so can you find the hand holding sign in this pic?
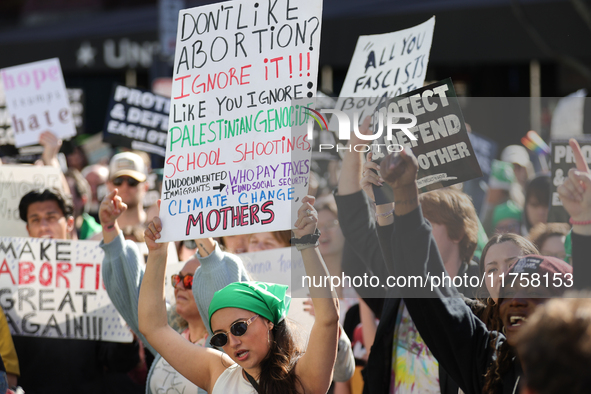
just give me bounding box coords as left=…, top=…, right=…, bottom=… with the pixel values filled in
left=361, top=152, right=384, bottom=202
left=380, top=149, right=419, bottom=216
left=557, top=139, right=591, bottom=229
left=145, top=201, right=168, bottom=253
left=39, top=131, right=62, bottom=167
left=293, top=196, right=318, bottom=239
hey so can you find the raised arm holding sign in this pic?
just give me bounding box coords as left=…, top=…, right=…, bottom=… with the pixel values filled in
left=159, top=0, right=323, bottom=242
left=138, top=196, right=339, bottom=394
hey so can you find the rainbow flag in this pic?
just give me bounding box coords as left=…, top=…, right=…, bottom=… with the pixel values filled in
left=521, top=130, right=550, bottom=155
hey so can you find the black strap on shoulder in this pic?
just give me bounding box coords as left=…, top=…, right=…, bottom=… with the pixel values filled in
left=244, top=370, right=261, bottom=393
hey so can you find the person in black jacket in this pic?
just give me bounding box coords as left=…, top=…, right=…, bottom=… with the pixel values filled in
left=335, top=119, right=482, bottom=394
left=379, top=145, right=584, bottom=394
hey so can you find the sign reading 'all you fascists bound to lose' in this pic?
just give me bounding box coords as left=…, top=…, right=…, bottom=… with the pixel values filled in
left=0, top=237, right=132, bottom=342
left=159, top=0, right=323, bottom=242
left=1, top=58, right=77, bottom=148
left=103, top=85, right=169, bottom=156
left=371, top=79, right=482, bottom=203
left=549, top=140, right=591, bottom=223
left=329, top=17, right=435, bottom=132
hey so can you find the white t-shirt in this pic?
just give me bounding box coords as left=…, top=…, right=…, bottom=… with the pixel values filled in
left=150, top=356, right=200, bottom=394
left=212, top=364, right=257, bottom=394
left=150, top=328, right=206, bottom=394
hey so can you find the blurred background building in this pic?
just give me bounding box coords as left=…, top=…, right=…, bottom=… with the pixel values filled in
left=1, top=0, right=590, bottom=148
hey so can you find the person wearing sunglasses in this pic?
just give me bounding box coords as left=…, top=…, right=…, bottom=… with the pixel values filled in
left=106, top=152, right=150, bottom=228
left=139, top=196, right=339, bottom=394
left=100, top=193, right=250, bottom=394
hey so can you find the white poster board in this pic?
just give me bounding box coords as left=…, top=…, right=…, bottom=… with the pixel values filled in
left=164, top=247, right=314, bottom=334
left=550, top=89, right=587, bottom=139
left=0, top=165, right=65, bottom=237
left=329, top=17, right=435, bottom=130
left=0, top=237, right=133, bottom=342
left=159, top=0, right=322, bottom=242
left=1, top=58, right=77, bottom=148
left=240, top=247, right=313, bottom=334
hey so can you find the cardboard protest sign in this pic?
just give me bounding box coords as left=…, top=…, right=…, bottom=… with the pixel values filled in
left=159, top=0, right=323, bottom=241
left=329, top=17, right=435, bottom=132
left=549, top=140, right=591, bottom=222
left=103, top=85, right=169, bottom=156
left=240, top=247, right=313, bottom=333
left=0, top=237, right=133, bottom=342
left=370, top=79, right=482, bottom=203
left=0, top=165, right=65, bottom=237
left=1, top=58, right=76, bottom=148
left=550, top=89, right=586, bottom=139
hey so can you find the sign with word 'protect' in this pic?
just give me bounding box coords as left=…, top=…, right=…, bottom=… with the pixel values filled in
left=371, top=79, right=482, bottom=203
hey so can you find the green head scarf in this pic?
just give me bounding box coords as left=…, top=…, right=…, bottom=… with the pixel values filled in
left=208, top=281, right=291, bottom=331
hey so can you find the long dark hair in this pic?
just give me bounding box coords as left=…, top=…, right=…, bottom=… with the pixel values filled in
left=479, top=234, right=538, bottom=394
left=257, top=319, right=304, bottom=394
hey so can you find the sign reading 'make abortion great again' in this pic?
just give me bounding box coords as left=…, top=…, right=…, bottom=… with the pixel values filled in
left=159, top=0, right=323, bottom=242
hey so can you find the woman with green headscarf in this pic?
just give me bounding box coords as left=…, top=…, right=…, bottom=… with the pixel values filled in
left=138, top=196, right=340, bottom=394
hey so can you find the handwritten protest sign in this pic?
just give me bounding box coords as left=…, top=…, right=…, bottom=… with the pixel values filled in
left=0, top=165, right=65, bottom=237
left=241, top=247, right=313, bottom=333
left=103, top=85, right=169, bottom=156
left=159, top=0, right=322, bottom=242
left=549, top=140, right=591, bottom=222
left=0, top=237, right=133, bottom=342
left=329, top=17, right=435, bottom=132
left=1, top=58, right=76, bottom=148
left=371, top=79, right=482, bottom=203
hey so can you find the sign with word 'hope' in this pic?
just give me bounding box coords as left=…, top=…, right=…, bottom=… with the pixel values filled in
left=1, top=58, right=76, bottom=148
left=159, top=0, right=322, bottom=241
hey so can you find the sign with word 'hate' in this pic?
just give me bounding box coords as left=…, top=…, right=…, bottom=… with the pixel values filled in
left=0, top=237, right=133, bottom=342
left=159, top=0, right=322, bottom=242
left=1, top=58, right=76, bottom=148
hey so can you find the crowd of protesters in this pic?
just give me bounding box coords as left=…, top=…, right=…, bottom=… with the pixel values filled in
left=1, top=102, right=591, bottom=394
